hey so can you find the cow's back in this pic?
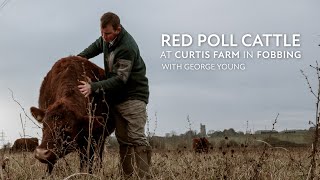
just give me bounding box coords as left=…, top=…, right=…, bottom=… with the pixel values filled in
left=11, top=138, right=39, bottom=152
left=38, top=56, right=105, bottom=111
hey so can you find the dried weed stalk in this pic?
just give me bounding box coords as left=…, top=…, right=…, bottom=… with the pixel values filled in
left=301, top=62, right=320, bottom=179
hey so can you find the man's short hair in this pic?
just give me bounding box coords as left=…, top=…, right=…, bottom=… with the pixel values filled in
left=100, top=12, right=120, bottom=29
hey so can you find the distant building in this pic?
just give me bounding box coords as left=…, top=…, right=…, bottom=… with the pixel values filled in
left=200, top=123, right=206, bottom=136
left=280, top=129, right=308, bottom=134
left=255, top=130, right=278, bottom=134
left=283, top=130, right=296, bottom=134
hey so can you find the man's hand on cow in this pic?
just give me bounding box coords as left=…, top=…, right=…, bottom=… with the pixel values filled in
left=78, top=81, right=91, bottom=98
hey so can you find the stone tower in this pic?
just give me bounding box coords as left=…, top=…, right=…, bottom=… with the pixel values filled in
left=200, top=123, right=206, bottom=136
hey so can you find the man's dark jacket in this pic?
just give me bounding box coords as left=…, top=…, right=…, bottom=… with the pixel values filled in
left=78, top=26, right=149, bottom=104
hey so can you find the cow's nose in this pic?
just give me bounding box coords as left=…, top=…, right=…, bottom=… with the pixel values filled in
left=34, top=147, right=52, bottom=161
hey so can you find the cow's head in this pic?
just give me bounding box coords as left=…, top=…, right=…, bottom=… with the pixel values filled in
left=30, top=100, right=104, bottom=165
left=200, top=138, right=209, bottom=147
left=192, top=138, right=201, bottom=149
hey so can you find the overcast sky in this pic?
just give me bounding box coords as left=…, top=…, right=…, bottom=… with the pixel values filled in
left=0, top=0, right=320, bottom=144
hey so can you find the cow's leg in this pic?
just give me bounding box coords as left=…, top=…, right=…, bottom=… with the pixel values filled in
left=46, top=163, right=54, bottom=175
left=88, top=148, right=95, bottom=174
left=41, top=164, right=53, bottom=179
left=79, top=147, right=94, bottom=173
left=79, top=149, right=87, bottom=172
left=98, top=140, right=105, bottom=169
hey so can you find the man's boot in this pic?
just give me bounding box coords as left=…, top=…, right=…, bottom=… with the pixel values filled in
left=134, top=146, right=152, bottom=179
left=119, top=145, right=135, bottom=178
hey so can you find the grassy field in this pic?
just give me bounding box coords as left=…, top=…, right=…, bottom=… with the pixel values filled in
left=0, top=144, right=317, bottom=180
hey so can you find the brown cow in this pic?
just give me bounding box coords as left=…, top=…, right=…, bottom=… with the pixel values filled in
left=30, top=56, right=115, bottom=174
left=10, top=138, right=39, bottom=152
left=192, top=137, right=210, bottom=153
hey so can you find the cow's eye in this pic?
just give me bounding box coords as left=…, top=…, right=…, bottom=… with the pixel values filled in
left=63, top=125, right=72, bottom=132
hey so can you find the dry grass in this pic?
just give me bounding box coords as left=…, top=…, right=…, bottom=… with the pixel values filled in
left=0, top=146, right=317, bottom=180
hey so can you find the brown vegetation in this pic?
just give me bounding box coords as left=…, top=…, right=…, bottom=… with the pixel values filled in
left=0, top=145, right=316, bottom=179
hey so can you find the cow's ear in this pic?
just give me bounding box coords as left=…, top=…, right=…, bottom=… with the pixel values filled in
left=81, top=116, right=105, bottom=131
left=30, top=107, right=45, bottom=123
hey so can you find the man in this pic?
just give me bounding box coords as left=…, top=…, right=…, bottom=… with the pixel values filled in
left=77, top=12, right=151, bottom=178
